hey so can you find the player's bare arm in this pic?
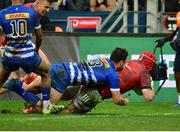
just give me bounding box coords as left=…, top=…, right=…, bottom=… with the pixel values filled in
left=34, top=28, right=43, bottom=52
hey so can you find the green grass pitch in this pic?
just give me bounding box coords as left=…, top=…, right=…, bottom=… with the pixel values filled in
left=0, top=100, right=180, bottom=131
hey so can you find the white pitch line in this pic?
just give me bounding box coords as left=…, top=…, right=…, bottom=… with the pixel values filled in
left=1, top=112, right=180, bottom=121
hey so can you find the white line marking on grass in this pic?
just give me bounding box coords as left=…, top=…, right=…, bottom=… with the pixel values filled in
left=3, top=113, right=180, bottom=121
left=144, top=113, right=180, bottom=116
left=2, top=112, right=180, bottom=122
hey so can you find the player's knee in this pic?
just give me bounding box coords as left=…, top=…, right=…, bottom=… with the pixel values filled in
left=2, top=79, right=20, bottom=90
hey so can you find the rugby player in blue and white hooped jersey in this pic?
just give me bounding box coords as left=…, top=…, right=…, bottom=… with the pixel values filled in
left=0, top=0, right=51, bottom=114
left=50, top=48, right=129, bottom=106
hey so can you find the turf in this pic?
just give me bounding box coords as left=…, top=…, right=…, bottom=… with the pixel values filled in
left=0, top=100, right=180, bottom=131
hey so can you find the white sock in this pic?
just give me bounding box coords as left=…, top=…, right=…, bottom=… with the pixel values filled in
left=43, top=100, right=51, bottom=110
left=178, top=94, right=180, bottom=104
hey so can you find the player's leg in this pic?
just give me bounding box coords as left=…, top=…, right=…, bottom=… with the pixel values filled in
left=39, top=49, right=51, bottom=65
left=50, top=88, right=63, bottom=105
left=9, top=70, right=20, bottom=79
left=0, top=53, right=43, bottom=112
left=0, top=88, right=8, bottom=95
left=0, top=67, right=11, bottom=88
left=174, top=52, right=180, bottom=105
left=31, top=60, right=51, bottom=113
left=175, top=72, right=180, bottom=92
left=0, top=55, right=18, bottom=88
left=50, top=63, right=71, bottom=104
left=2, top=78, right=42, bottom=113
left=0, top=70, right=21, bottom=95
left=175, top=72, right=180, bottom=104
left=22, top=52, right=51, bottom=114
left=33, top=60, right=50, bottom=89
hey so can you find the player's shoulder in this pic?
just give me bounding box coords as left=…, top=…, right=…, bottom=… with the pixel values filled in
left=14, top=4, right=36, bottom=15
left=125, top=60, right=146, bottom=73
left=0, top=7, right=9, bottom=15
left=128, top=60, right=144, bottom=67
left=24, top=3, right=33, bottom=8
left=22, top=5, right=36, bottom=12
left=128, top=60, right=139, bottom=64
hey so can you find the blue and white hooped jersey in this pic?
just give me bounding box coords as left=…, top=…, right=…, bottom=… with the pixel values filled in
left=0, top=4, right=41, bottom=58
left=64, top=58, right=120, bottom=91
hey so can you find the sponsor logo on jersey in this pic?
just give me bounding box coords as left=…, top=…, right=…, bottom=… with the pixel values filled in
left=100, top=58, right=110, bottom=68
left=5, top=13, right=29, bottom=19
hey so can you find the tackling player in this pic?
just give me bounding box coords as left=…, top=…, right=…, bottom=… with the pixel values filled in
left=2, top=47, right=129, bottom=113
left=61, top=51, right=156, bottom=114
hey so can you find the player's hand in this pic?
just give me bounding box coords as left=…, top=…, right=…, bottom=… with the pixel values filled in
left=155, top=38, right=167, bottom=48
left=119, top=97, right=129, bottom=106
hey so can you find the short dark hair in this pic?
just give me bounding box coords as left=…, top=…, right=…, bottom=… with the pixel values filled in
left=46, top=0, right=53, bottom=3
left=110, top=48, right=128, bottom=63
left=37, top=0, right=53, bottom=4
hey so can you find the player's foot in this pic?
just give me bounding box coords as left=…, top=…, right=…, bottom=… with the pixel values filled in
left=23, top=102, right=42, bottom=114
left=50, top=105, right=65, bottom=114
left=176, top=103, right=180, bottom=107
left=42, top=109, right=50, bottom=114
left=42, top=103, right=52, bottom=114
left=23, top=106, right=36, bottom=114
left=171, top=103, right=180, bottom=108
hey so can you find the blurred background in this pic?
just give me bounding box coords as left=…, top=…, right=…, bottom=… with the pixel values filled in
left=0, top=0, right=178, bottom=102
left=0, top=0, right=179, bottom=33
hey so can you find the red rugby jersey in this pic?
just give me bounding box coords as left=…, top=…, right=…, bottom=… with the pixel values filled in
left=97, top=60, right=152, bottom=99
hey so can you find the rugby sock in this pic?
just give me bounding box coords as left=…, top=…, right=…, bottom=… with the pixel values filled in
left=12, top=80, right=40, bottom=105
left=178, top=93, right=180, bottom=104
left=40, top=87, right=51, bottom=111
left=40, top=87, right=50, bottom=100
